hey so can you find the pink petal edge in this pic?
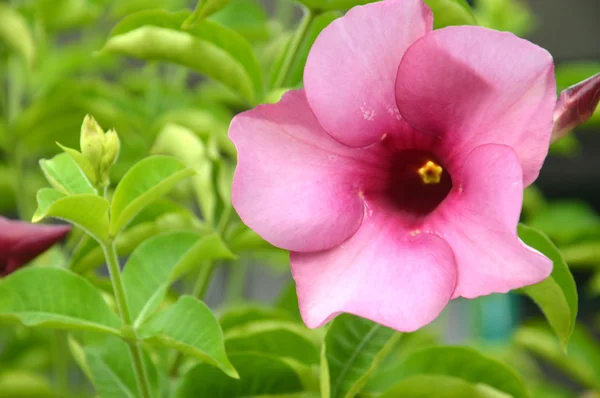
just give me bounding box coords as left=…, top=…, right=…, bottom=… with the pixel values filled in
left=292, top=208, right=457, bottom=332
left=304, top=0, right=433, bottom=148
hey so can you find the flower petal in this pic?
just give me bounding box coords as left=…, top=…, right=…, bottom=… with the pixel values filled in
left=291, top=209, right=456, bottom=332
left=0, top=217, right=70, bottom=276
left=231, top=90, right=387, bottom=253
left=426, top=144, right=553, bottom=298
left=396, top=26, right=556, bottom=186
left=304, top=0, right=432, bottom=148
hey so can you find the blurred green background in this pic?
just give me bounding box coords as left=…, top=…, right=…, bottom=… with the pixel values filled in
left=0, top=0, right=598, bottom=397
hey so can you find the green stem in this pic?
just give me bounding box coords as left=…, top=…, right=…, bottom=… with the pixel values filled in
left=7, top=55, right=28, bottom=219
left=273, top=7, right=315, bottom=89
left=52, top=331, right=70, bottom=397
left=102, top=242, right=132, bottom=323
left=217, top=205, right=232, bottom=236
left=169, top=261, right=219, bottom=376
left=128, top=342, right=152, bottom=398
left=101, top=242, right=152, bottom=398
left=225, top=263, right=247, bottom=306
left=192, top=261, right=218, bottom=299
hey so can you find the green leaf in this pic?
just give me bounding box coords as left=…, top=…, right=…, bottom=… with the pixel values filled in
left=138, top=296, right=237, bottom=378
left=174, top=353, right=303, bottom=397
left=381, top=375, right=510, bottom=398
left=122, top=231, right=234, bottom=325
left=0, top=165, right=16, bottom=214
left=556, top=62, right=600, bottom=90
left=0, top=268, right=120, bottom=335
left=285, top=11, right=341, bottom=88
left=77, top=221, right=202, bottom=275
left=518, top=224, right=578, bottom=350
left=473, top=0, right=535, bottom=37
left=215, top=159, right=234, bottom=208
left=219, top=305, right=298, bottom=331
left=110, top=155, right=195, bottom=236
left=57, top=143, right=98, bottom=186
left=530, top=383, right=574, bottom=398
left=225, top=321, right=319, bottom=365
left=39, top=152, right=96, bottom=195
left=15, top=80, right=146, bottom=162
left=110, top=0, right=188, bottom=18
left=71, top=200, right=201, bottom=274
left=275, top=282, right=303, bottom=323
left=527, top=200, right=600, bottom=244
left=393, top=346, right=528, bottom=398
left=33, top=189, right=110, bottom=244
left=0, top=4, right=35, bottom=67
left=69, top=334, right=93, bottom=381
left=425, top=0, right=477, bottom=28
left=226, top=223, right=290, bottom=270
left=522, top=185, right=547, bottom=219
left=363, top=330, right=442, bottom=394
left=210, top=0, right=270, bottom=42
left=516, top=323, right=600, bottom=390
left=37, top=0, right=101, bottom=32
left=152, top=123, right=218, bottom=225
left=183, top=0, right=232, bottom=28
left=296, top=0, right=379, bottom=12
left=0, top=371, right=55, bottom=398
left=101, top=10, right=264, bottom=104
left=561, top=241, right=600, bottom=269
left=84, top=336, right=161, bottom=398
left=549, top=133, right=580, bottom=157
left=154, top=108, right=235, bottom=157
left=587, top=271, right=600, bottom=297
left=322, top=314, right=401, bottom=398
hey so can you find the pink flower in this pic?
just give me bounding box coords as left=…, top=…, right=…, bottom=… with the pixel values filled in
left=0, top=217, right=70, bottom=276
left=230, top=0, right=556, bottom=331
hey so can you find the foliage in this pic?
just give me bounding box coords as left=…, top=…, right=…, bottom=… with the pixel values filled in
left=0, top=0, right=597, bottom=397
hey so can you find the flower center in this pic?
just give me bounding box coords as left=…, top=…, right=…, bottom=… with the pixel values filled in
left=418, top=161, right=443, bottom=184
left=385, top=150, right=452, bottom=216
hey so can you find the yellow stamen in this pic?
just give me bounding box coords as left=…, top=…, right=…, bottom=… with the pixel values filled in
left=418, top=161, right=443, bottom=184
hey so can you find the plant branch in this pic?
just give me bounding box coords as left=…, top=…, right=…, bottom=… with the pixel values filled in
left=273, top=7, right=315, bottom=89
left=102, top=241, right=152, bottom=398
left=52, top=331, right=70, bottom=397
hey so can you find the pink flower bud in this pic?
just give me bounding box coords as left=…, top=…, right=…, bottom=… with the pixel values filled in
left=0, top=217, right=70, bottom=276
left=552, top=72, right=600, bottom=142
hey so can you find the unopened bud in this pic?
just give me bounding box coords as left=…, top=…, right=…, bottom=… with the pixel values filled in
left=97, top=129, right=120, bottom=187
left=79, top=115, right=121, bottom=189
left=101, top=129, right=120, bottom=170
left=552, top=72, right=600, bottom=143
left=80, top=115, right=105, bottom=171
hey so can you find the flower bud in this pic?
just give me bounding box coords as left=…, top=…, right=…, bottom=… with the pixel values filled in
left=101, top=129, right=121, bottom=171
left=96, top=128, right=121, bottom=187
left=1, top=217, right=70, bottom=276
left=80, top=115, right=105, bottom=172
left=552, top=72, right=600, bottom=143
